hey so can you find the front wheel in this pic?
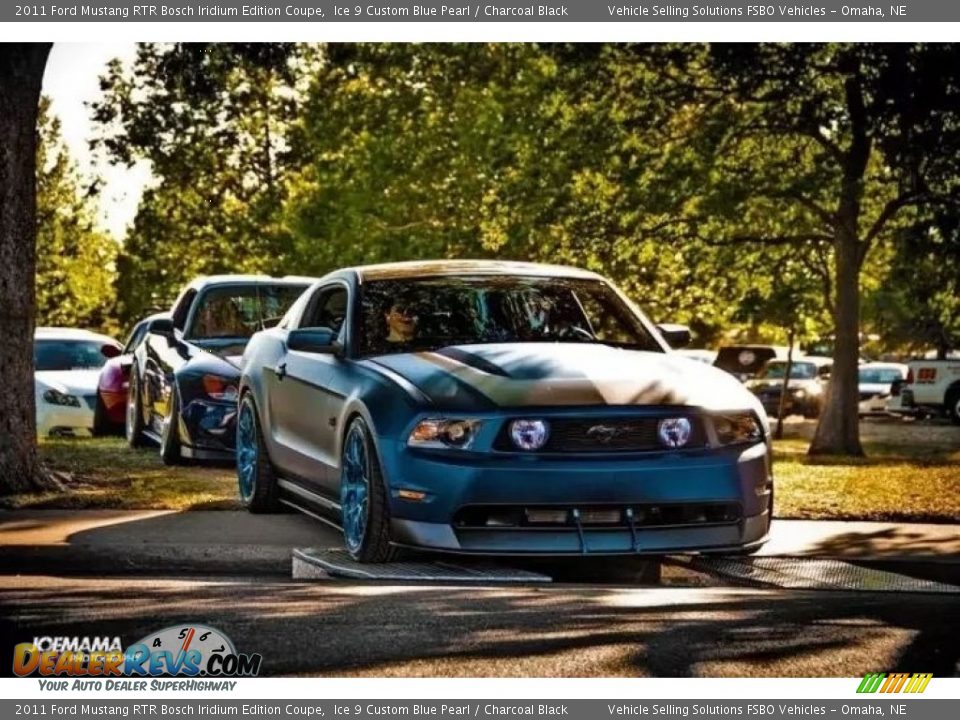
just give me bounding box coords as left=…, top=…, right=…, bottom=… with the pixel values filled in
left=947, top=387, right=960, bottom=426
left=92, top=393, right=110, bottom=437
left=236, top=393, right=280, bottom=513
left=125, top=366, right=147, bottom=448
left=340, top=417, right=397, bottom=563
left=159, top=386, right=184, bottom=465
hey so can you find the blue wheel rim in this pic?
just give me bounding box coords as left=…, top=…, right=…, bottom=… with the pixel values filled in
left=236, top=402, right=257, bottom=503
left=340, top=426, right=369, bottom=553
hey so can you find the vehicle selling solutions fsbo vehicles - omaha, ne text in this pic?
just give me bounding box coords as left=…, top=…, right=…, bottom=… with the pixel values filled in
left=237, top=261, right=773, bottom=562
left=126, top=275, right=312, bottom=464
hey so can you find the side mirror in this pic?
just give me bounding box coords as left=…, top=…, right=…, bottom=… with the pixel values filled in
left=288, top=327, right=342, bottom=356
left=656, top=323, right=691, bottom=348
left=149, top=317, right=176, bottom=339
left=101, top=343, right=122, bottom=359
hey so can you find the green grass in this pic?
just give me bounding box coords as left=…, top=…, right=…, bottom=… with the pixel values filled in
left=773, top=438, right=960, bottom=523
left=0, top=436, right=240, bottom=511
left=2, top=435, right=959, bottom=523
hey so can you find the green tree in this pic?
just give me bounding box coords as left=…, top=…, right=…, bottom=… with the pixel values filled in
left=614, top=43, right=960, bottom=456
left=35, top=97, right=117, bottom=334
left=92, top=43, right=303, bottom=324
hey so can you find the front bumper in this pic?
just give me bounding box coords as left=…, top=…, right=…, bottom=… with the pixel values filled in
left=178, top=397, right=237, bottom=460
left=380, top=441, right=773, bottom=555
left=36, top=398, right=96, bottom=437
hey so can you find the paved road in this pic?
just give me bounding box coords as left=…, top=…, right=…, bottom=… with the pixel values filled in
left=2, top=574, right=958, bottom=678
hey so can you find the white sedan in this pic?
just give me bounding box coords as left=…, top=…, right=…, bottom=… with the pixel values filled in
left=35, top=327, right=121, bottom=437
left=858, top=362, right=909, bottom=416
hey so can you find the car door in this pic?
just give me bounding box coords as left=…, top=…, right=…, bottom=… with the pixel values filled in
left=268, top=282, right=350, bottom=498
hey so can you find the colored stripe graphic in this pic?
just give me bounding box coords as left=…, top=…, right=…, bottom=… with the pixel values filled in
left=858, top=673, right=931, bottom=693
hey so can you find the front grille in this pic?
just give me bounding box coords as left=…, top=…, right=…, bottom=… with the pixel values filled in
left=493, top=416, right=707, bottom=453
left=859, top=391, right=879, bottom=402
left=453, top=502, right=742, bottom=529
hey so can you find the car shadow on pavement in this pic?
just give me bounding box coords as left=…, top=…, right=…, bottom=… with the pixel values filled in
left=1, top=575, right=958, bottom=678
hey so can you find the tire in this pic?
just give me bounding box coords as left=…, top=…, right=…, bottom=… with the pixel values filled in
left=236, top=393, right=281, bottom=513
left=340, top=416, right=397, bottom=563
left=160, top=385, right=184, bottom=466
left=92, top=393, right=110, bottom=437
left=125, top=365, right=147, bottom=448
left=947, top=386, right=960, bottom=426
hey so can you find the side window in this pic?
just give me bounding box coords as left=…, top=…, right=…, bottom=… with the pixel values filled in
left=818, top=365, right=832, bottom=379
left=577, top=292, right=639, bottom=345
left=301, top=285, right=349, bottom=335
left=171, top=289, right=196, bottom=331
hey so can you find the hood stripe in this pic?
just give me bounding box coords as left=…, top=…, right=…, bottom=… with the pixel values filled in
left=416, top=351, right=685, bottom=407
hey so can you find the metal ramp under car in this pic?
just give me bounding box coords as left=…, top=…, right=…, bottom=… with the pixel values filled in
left=292, top=548, right=553, bottom=583
left=679, top=556, right=960, bottom=595
left=292, top=548, right=960, bottom=594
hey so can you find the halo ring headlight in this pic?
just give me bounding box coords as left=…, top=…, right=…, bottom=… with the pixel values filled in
left=658, top=417, right=692, bottom=448
left=509, top=419, right=550, bottom=451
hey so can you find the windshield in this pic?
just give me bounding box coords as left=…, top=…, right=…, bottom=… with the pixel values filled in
left=859, top=367, right=904, bottom=384
left=186, top=284, right=307, bottom=341
left=359, top=276, right=661, bottom=356
left=34, top=340, right=113, bottom=371
left=758, top=361, right=817, bottom=380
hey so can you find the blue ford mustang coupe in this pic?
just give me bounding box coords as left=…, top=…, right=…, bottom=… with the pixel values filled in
left=237, top=261, right=773, bottom=562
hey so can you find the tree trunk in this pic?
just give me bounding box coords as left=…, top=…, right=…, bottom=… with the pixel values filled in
left=774, top=327, right=795, bottom=441
left=0, top=44, right=52, bottom=494
left=809, top=230, right=864, bottom=457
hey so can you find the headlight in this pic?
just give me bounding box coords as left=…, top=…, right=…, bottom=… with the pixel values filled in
left=509, top=419, right=550, bottom=451
left=793, top=389, right=807, bottom=399
left=42, top=389, right=80, bottom=407
left=202, top=374, right=239, bottom=402
left=408, top=419, right=480, bottom=450
left=713, top=413, right=764, bottom=445
left=657, top=418, right=692, bottom=448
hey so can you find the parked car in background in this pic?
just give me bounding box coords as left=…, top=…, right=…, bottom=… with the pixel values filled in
left=126, top=275, right=313, bottom=464
left=94, top=313, right=170, bottom=435
left=745, top=357, right=832, bottom=419
left=34, top=327, right=122, bottom=437
left=676, top=348, right=717, bottom=365
left=714, top=344, right=789, bottom=381
left=888, top=358, right=960, bottom=424
left=238, top=260, right=772, bottom=562
left=857, top=362, right=908, bottom=417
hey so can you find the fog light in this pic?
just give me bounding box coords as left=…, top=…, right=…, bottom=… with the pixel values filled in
left=509, top=419, right=550, bottom=451
left=657, top=417, right=691, bottom=448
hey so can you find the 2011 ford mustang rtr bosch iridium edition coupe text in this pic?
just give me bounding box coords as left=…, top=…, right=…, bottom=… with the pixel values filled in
left=237, top=261, right=773, bottom=562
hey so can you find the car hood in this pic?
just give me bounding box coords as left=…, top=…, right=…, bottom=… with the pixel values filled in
left=35, top=369, right=101, bottom=396
left=371, top=343, right=763, bottom=413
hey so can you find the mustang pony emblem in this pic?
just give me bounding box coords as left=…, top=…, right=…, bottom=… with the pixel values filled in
left=586, top=424, right=627, bottom=444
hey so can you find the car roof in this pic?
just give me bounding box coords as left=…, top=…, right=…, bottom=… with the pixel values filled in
left=184, top=274, right=316, bottom=291
left=350, top=260, right=604, bottom=282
